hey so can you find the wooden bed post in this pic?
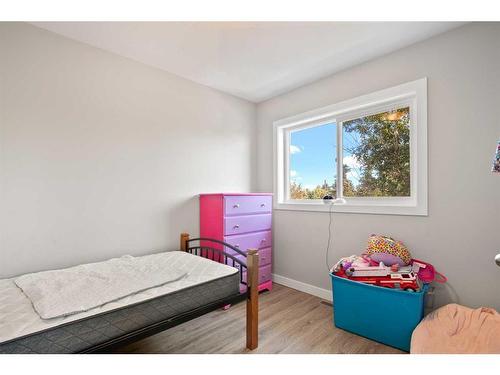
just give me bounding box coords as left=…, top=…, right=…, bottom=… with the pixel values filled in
left=180, top=233, right=190, bottom=251
left=246, top=249, right=259, bottom=350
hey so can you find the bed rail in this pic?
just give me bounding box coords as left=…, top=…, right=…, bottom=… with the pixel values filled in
left=183, top=235, right=248, bottom=285
left=180, top=233, right=259, bottom=350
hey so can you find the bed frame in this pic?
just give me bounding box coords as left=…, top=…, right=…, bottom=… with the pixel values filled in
left=0, top=233, right=259, bottom=353
left=181, top=233, right=259, bottom=350
left=81, top=232, right=259, bottom=352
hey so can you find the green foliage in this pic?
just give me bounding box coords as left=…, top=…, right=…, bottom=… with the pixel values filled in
left=289, top=165, right=356, bottom=200
left=290, top=107, right=411, bottom=199
left=344, top=107, right=410, bottom=197
left=290, top=180, right=332, bottom=200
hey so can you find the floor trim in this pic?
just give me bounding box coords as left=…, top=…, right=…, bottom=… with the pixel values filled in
left=272, top=273, right=332, bottom=301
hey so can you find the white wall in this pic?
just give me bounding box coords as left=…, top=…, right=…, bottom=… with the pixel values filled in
left=0, top=23, right=256, bottom=278
left=2, top=22, right=499, bottom=311
left=257, top=23, right=500, bottom=310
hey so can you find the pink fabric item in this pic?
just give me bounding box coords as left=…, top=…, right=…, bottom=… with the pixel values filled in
left=411, top=303, right=500, bottom=354
left=412, top=259, right=447, bottom=284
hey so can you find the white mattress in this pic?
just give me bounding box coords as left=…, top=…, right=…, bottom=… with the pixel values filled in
left=0, top=251, right=238, bottom=344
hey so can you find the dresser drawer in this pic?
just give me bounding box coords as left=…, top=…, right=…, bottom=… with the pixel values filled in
left=225, top=248, right=271, bottom=269
left=242, top=264, right=272, bottom=285
left=258, top=247, right=272, bottom=266
left=224, top=231, right=271, bottom=254
left=224, top=214, right=272, bottom=236
left=226, top=254, right=246, bottom=272
left=224, top=195, right=272, bottom=216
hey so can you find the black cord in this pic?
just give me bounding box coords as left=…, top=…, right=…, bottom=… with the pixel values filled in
left=325, top=202, right=334, bottom=272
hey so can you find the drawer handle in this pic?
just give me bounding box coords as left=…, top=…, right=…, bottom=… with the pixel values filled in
left=261, top=239, right=266, bottom=243
left=233, top=224, right=240, bottom=229
left=233, top=204, right=240, bottom=208
left=260, top=203, right=266, bottom=207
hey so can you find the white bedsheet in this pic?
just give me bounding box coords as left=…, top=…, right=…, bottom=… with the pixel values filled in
left=15, top=254, right=188, bottom=319
left=0, top=251, right=238, bottom=343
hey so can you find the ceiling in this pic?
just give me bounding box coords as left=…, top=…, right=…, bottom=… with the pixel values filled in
left=32, top=22, right=464, bottom=103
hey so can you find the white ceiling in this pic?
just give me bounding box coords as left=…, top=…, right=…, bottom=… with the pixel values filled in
left=32, top=22, right=464, bottom=103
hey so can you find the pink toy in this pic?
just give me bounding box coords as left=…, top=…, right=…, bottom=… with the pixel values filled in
left=391, top=264, right=400, bottom=272
left=332, top=255, right=371, bottom=274
left=361, top=254, right=379, bottom=267
left=411, top=259, right=447, bottom=284
left=342, top=261, right=353, bottom=271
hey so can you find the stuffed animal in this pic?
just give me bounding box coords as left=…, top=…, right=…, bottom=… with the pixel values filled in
left=331, top=255, right=371, bottom=273
left=364, top=234, right=412, bottom=266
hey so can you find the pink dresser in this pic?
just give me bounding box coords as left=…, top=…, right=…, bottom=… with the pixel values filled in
left=200, top=193, right=273, bottom=292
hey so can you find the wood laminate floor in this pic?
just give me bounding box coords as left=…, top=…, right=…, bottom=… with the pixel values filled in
left=114, top=283, right=403, bottom=354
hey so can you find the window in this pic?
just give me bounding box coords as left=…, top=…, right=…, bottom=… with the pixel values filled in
left=274, top=78, right=427, bottom=215
left=342, top=106, right=410, bottom=198
left=289, top=122, right=337, bottom=200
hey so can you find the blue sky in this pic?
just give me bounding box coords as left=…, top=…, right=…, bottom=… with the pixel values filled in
left=289, top=122, right=362, bottom=189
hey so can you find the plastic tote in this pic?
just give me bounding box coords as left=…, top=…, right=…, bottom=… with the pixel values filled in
left=330, top=273, right=428, bottom=352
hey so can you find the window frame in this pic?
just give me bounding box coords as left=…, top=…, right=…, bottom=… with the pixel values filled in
left=273, top=78, right=428, bottom=216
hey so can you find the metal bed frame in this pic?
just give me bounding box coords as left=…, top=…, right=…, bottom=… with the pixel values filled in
left=82, top=232, right=259, bottom=352
left=0, top=233, right=259, bottom=354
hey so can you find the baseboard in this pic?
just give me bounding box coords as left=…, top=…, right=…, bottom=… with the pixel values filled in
left=272, top=273, right=332, bottom=302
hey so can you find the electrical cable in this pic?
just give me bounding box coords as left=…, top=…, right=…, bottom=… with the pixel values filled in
left=325, top=201, right=334, bottom=273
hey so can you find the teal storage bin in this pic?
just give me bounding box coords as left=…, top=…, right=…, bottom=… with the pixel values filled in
left=330, top=273, right=428, bottom=352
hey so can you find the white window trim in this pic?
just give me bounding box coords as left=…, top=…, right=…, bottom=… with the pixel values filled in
left=273, top=78, right=428, bottom=216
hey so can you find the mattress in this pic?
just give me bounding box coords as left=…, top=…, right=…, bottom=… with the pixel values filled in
left=0, top=251, right=240, bottom=354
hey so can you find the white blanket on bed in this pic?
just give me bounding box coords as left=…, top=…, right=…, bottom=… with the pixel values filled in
left=14, top=253, right=188, bottom=319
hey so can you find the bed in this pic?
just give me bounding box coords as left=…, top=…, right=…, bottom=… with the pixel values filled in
left=0, top=233, right=259, bottom=354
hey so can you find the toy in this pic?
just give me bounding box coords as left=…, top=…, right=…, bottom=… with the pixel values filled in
left=336, top=267, right=420, bottom=292
left=379, top=272, right=420, bottom=292
left=332, top=252, right=424, bottom=292
left=344, top=262, right=389, bottom=277
left=331, top=255, right=371, bottom=273
left=411, top=259, right=447, bottom=284
left=391, top=263, right=400, bottom=272
left=365, top=234, right=412, bottom=266
left=492, top=140, right=500, bottom=173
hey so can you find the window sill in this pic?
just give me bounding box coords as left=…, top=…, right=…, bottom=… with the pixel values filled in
left=274, top=201, right=428, bottom=216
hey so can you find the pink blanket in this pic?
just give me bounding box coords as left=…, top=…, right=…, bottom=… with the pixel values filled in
left=411, top=303, right=500, bottom=354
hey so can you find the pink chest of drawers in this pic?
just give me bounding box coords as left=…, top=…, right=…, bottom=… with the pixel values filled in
left=199, top=193, right=273, bottom=292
